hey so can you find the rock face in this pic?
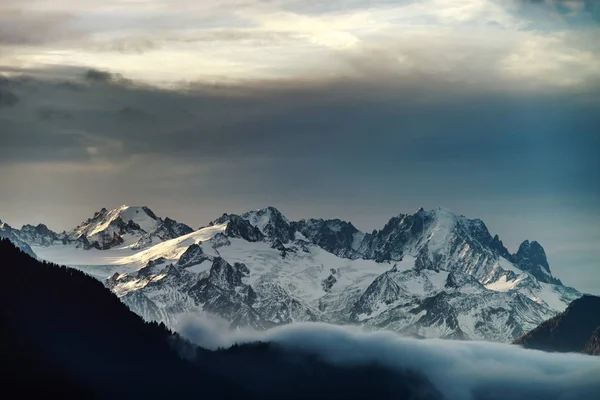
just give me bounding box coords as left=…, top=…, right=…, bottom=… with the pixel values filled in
left=242, top=207, right=296, bottom=243
left=294, top=218, right=364, bottom=259
left=512, top=240, right=561, bottom=284
left=513, top=295, right=600, bottom=355
left=219, top=215, right=264, bottom=243
left=188, top=258, right=267, bottom=329
left=17, top=224, right=63, bottom=246
left=584, top=327, right=600, bottom=356
left=14, top=205, right=583, bottom=343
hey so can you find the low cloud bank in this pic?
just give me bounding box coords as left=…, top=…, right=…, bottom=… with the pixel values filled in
left=177, top=314, right=600, bottom=400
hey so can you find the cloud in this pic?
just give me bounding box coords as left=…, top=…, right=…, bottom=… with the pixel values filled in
left=0, top=66, right=598, bottom=209
left=83, top=68, right=133, bottom=85
left=2, top=67, right=599, bottom=167
left=1, top=0, right=599, bottom=84
left=87, top=30, right=300, bottom=54
left=84, top=68, right=114, bottom=82
left=177, top=314, right=600, bottom=400
left=0, top=8, right=80, bottom=46
left=0, top=78, right=18, bottom=107
left=515, top=0, right=600, bottom=23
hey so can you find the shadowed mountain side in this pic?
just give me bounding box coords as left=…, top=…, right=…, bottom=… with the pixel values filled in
left=513, top=295, right=600, bottom=355
left=584, top=327, right=600, bottom=355
left=0, top=319, right=98, bottom=399
left=0, top=239, right=250, bottom=399
left=195, top=342, right=443, bottom=400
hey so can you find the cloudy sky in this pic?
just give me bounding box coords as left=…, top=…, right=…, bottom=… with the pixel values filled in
left=0, top=0, right=599, bottom=293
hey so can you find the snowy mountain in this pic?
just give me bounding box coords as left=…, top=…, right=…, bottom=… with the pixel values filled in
left=18, top=223, right=65, bottom=247
left=0, top=219, right=37, bottom=257
left=66, top=205, right=194, bottom=250
left=12, top=205, right=582, bottom=342
left=7, top=205, right=193, bottom=251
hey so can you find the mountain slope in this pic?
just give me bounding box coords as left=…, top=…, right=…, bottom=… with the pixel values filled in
left=513, top=295, right=600, bottom=355
left=0, top=239, right=443, bottom=400
left=584, top=327, right=600, bottom=355
left=0, top=317, right=98, bottom=399
left=17, top=205, right=582, bottom=342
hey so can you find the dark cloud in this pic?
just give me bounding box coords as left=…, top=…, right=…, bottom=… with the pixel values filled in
left=84, top=68, right=134, bottom=85
left=0, top=66, right=599, bottom=294
left=84, top=69, right=114, bottom=83
left=0, top=75, right=18, bottom=106
left=0, top=8, right=80, bottom=46
left=517, top=0, right=600, bottom=23
left=0, top=66, right=598, bottom=202
left=37, top=107, right=72, bottom=121
left=0, top=89, right=18, bottom=107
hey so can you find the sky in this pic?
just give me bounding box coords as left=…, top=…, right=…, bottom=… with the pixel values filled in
left=0, top=0, right=599, bottom=293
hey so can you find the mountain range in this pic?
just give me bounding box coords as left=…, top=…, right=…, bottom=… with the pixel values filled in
left=2, top=204, right=582, bottom=342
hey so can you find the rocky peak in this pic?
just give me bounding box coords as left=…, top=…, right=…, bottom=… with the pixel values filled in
left=141, top=206, right=159, bottom=220
left=18, top=223, right=61, bottom=247
left=162, top=217, right=193, bottom=237
left=358, top=211, right=435, bottom=262
left=294, top=218, right=363, bottom=258
left=0, top=221, right=37, bottom=257
left=177, top=244, right=209, bottom=269
left=209, top=213, right=232, bottom=226
left=0, top=219, right=11, bottom=231
left=188, top=257, right=258, bottom=322
left=515, top=240, right=547, bottom=266
left=67, top=205, right=192, bottom=250
left=137, top=257, right=167, bottom=277
left=93, top=207, right=108, bottom=218
left=241, top=206, right=295, bottom=243
left=222, top=215, right=264, bottom=242
left=206, top=257, right=248, bottom=285
left=513, top=240, right=560, bottom=284
left=490, top=234, right=512, bottom=259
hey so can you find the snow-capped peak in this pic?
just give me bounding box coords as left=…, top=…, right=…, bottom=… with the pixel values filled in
left=240, top=206, right=295, bottom=243
left=76, top=205, right=157, bottom=238
left=421, top=207, right=460, bottom=240
left=67, top=205, right=193, bottom=250
left=242, top=206, right=289, bottom=232
left=0, top=219, right=37, bottom=257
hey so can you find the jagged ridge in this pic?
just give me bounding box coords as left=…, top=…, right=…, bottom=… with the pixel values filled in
left=8, top=205, right=583, bottom=342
